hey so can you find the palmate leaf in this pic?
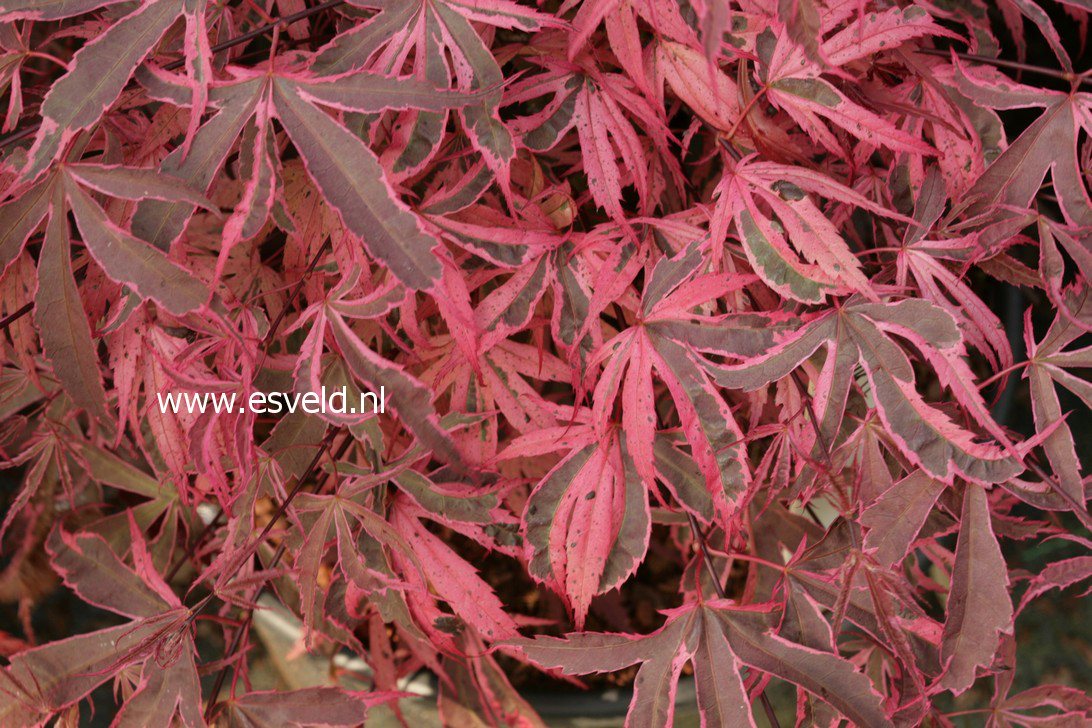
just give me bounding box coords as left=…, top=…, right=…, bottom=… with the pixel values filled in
left=416, top=337, right=568, bottom=464
left=130, top=76, right=266, bottom=251
left=312, top=0, right=550, bottom=193
left=506, top=600, right=892, bottom=728
left=754, top=7, right=942, bottom=156
left=0, top=524, right=203, bottom=727
left=507, top=60, right=669, bottom=223
left=0, top=622, right=166, bottom=726
left=759, top=504, right=947, bottom=693
left=1, top=157, right=213, bottom=421
left=1025, top=285, right=1092, bottom=508
left=894, top=169, right=1013, bottom=371
left=499, top=423, right=650, bottom=628
left=292, top=478, right=516, bottom=650
left=18, top=0, right=184, bottom=182
left=954, top=60, right=1092, bottom=231
left=11, top=0, right=221, bottom=179
left=129, top=64, right=484, bottom=289
left=711, top=156, right=913, bottom=302
left=291, top=490, right=408, bottom=644
left=592, top=241, right=791, bottom=523
left=1, top=152, right=216, bottom=279
left=708, top=299, right=1022, bottom=484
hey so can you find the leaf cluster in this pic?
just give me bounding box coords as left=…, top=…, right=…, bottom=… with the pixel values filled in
left=1, top=0, right=1092, bottom=726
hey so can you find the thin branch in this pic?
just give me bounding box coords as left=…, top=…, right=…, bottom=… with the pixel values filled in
left=914, top=47, right=1084, bottom=86
left=1, top=259, right=87, bottom=331
left=789, top=371, right=834, bottom=469
left=253, top=427, right=340, bottom=550
left=0, top=299, right=33, bottom=332
left=258, top=237, right=332, bottom=363
left=688, top=512, right=728, bottom=600
left=202, top=428, right=346, bottom=721
left=164, top=510, right=223, bottom=583
left=687, top=513, right=783, bottom=728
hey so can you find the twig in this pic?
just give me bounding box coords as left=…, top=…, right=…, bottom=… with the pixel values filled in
left=258, top=237, right=332, bottom=362
left=202, top=427, right=345, bottom=721
left=164, top=509, right=224, bottom=583
left=914, top=47, right=1086, bottom=86
left=0, top=299, right=32, bottom=332
left=687, top=512, right=783, bottom=728
left=788, top=371, right=833, bottom=469
left=1, top=262, right=86, bottom=332
left=252, top=427, right=339, bottom=549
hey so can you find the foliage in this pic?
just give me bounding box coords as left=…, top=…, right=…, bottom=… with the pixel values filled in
left=1, top=0, right=1092, bottom=725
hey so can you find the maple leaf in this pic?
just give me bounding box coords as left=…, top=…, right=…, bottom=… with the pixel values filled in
left=0, top=155, right=216, bottom=423
left=498, top=419, right=650, bottom=629
left=506, top=600, right=893, bottom=728
left=954, top=59, right=1092, bottom=230
left=751, top=8, right=941, bottom=157
left=1025, top=285, right=1092, bottom=510
left=0, top=521, right=203, bottom=727
left=706, top=298, right=1022, bottom=484
left=126, top=64, right=486, bottom=289
left=312, top=0, right=555, bottom=197
left=507, top=61, right=674, bottom=224
left=13, top=0, right=218, bottom=182
left=590, top=240, right=789, bottom=522
left=892, top=169, right=1013, bottom=371
left=711, top=155, right=912, bottom=302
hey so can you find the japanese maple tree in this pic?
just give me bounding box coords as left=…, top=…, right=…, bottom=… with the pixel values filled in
left=1, top=0, right=1091, bottom=725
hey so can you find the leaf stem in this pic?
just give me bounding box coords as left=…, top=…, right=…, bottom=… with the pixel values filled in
left=687, top=512, right=727, bottom=600
left=165, top=510, right=224, bottom=583
left=789, top=370, right=834, bottom=470
left=977, top=360, right=1029, bottom=390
